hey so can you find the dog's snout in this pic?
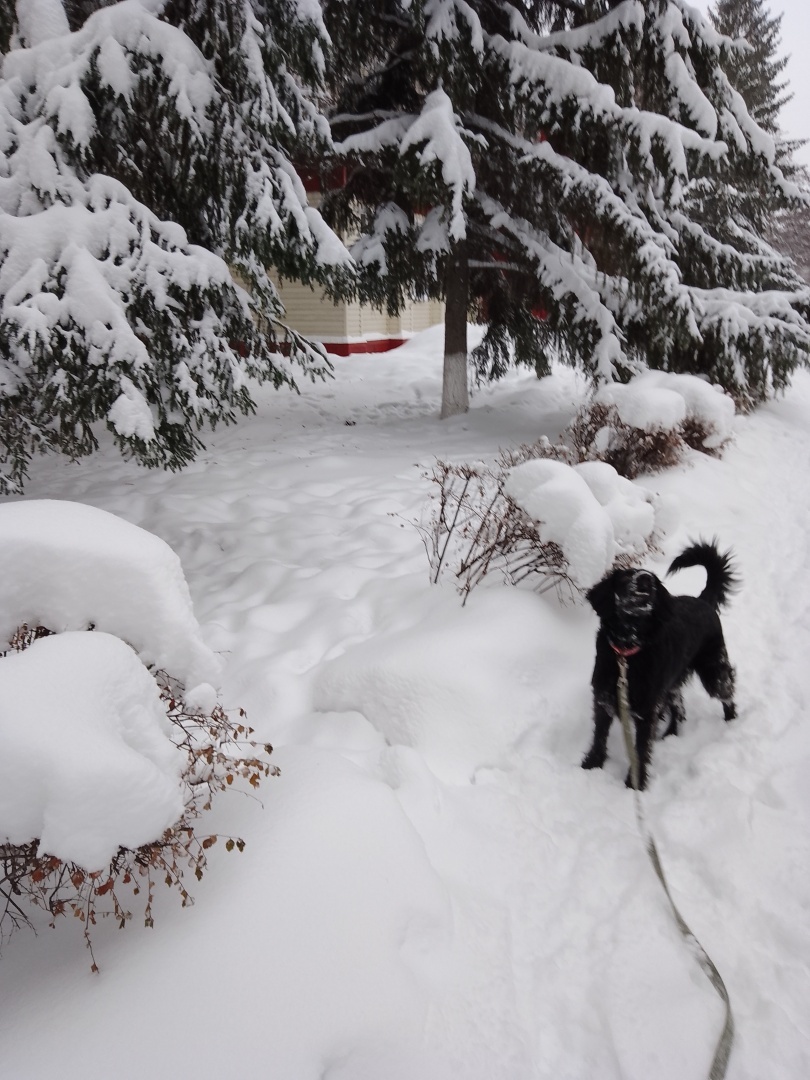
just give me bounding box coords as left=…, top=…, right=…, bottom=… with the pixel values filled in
left=616, top=570, right=655, bottom=603
left=613, top=572, right=657, bottom=625
left=633, top=573, right=655, bottom=595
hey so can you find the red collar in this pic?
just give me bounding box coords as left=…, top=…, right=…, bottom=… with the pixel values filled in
left=610, top=643, right=641, bottom=658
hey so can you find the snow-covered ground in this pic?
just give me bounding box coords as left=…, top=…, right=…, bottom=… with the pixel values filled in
left=1, top=325, right=809, bottom=1079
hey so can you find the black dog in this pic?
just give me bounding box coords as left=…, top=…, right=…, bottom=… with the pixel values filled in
left=582, top=541, right=737, bottom=790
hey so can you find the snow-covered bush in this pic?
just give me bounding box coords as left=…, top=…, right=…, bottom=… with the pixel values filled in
left=0, top=500, right=276, bottom=964
left=0, top=499, right=221, bottom=688
left=423, top=452, right=663, bottom=599
left=424, top=372, right=731, bottom=598
left=0, top=631, right=186, bottom=870
left=506, top=370, right=735, bottom=480
left=569, top=372, right=735, bottom=478
left=504, top=459, right=660, bottom=590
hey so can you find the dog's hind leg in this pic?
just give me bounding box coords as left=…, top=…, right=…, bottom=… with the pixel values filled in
left=695, top=642, right=736, bottom=721
left=582, top=695, right=614, bottom=771
left=661, top=687, right=686, bottom=737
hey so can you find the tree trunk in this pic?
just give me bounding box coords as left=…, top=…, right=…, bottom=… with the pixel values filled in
left=440, top=244, right=469, bottom=419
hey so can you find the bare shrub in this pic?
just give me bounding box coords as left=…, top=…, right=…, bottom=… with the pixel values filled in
left=420, top=461, right=576, bottom=605
left=7, top=623, right=54, bottom=650
left=496, top=435, right=574, bottom=470
left=503, top=399, right=730, bottom=482
left=679, top=414, right=727, bottom=455
left=567, top=402, right=687, bottom=479
left=420, top=387, right=727, bottom=602
left=0, top=627, right=278, bottom=969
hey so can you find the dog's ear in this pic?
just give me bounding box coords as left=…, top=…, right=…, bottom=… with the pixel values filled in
left=650, top=575, right=672, bottom=614
left=586, top=576, right=615, bottom=618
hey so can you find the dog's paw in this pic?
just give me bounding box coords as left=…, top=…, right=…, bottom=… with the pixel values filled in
left=581, top=751, right=605, bottom=771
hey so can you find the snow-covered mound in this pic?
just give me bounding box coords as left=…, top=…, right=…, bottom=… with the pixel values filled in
left=595, top=370, right=735, bottom=448
left=505, top=457, right=660, bottom=587
left=313, top=589, right=581, bottom=784
left=0, top=632, right=184, bottom=870
left=0, top=499, right=221, bottom=689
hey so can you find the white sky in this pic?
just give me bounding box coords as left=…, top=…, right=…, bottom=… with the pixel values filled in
left=691, top=0, right=810, bottom=167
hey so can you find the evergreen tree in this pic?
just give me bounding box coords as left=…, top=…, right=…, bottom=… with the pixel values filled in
left=0, top=0, right=351, bottom=494
left=321, top=0, right=810, bottom=416
left=709, top=0, right=795, bottom=160
left=707, top=0, right=807, bottom=275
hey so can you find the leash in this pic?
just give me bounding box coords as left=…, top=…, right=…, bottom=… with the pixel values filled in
left=615, top=655, right=735, bottom=1080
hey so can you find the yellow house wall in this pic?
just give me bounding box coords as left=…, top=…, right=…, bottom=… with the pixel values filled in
left=258, top=187, right=444, bottom=346
left=270, top=271, right=442, bottom=345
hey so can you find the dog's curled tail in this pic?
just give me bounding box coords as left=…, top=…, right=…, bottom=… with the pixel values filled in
left=667, top=539, right=739, bottom=609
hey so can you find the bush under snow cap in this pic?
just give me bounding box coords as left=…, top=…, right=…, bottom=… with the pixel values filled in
left=0, top=500, right=221, bottom=691
left=594, top=370, right=735, bottom=449
left=0, top=631, right=184, bottom=870
left=504, top=458, right=659, bottom=588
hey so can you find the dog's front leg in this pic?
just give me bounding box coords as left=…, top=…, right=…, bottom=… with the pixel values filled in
left=661, top=687, right=686, bottom=738
left=582, top=695, right=614, bottom=771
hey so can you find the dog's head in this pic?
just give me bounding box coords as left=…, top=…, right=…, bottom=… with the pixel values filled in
left=586, top=567, right=666, bottom=652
